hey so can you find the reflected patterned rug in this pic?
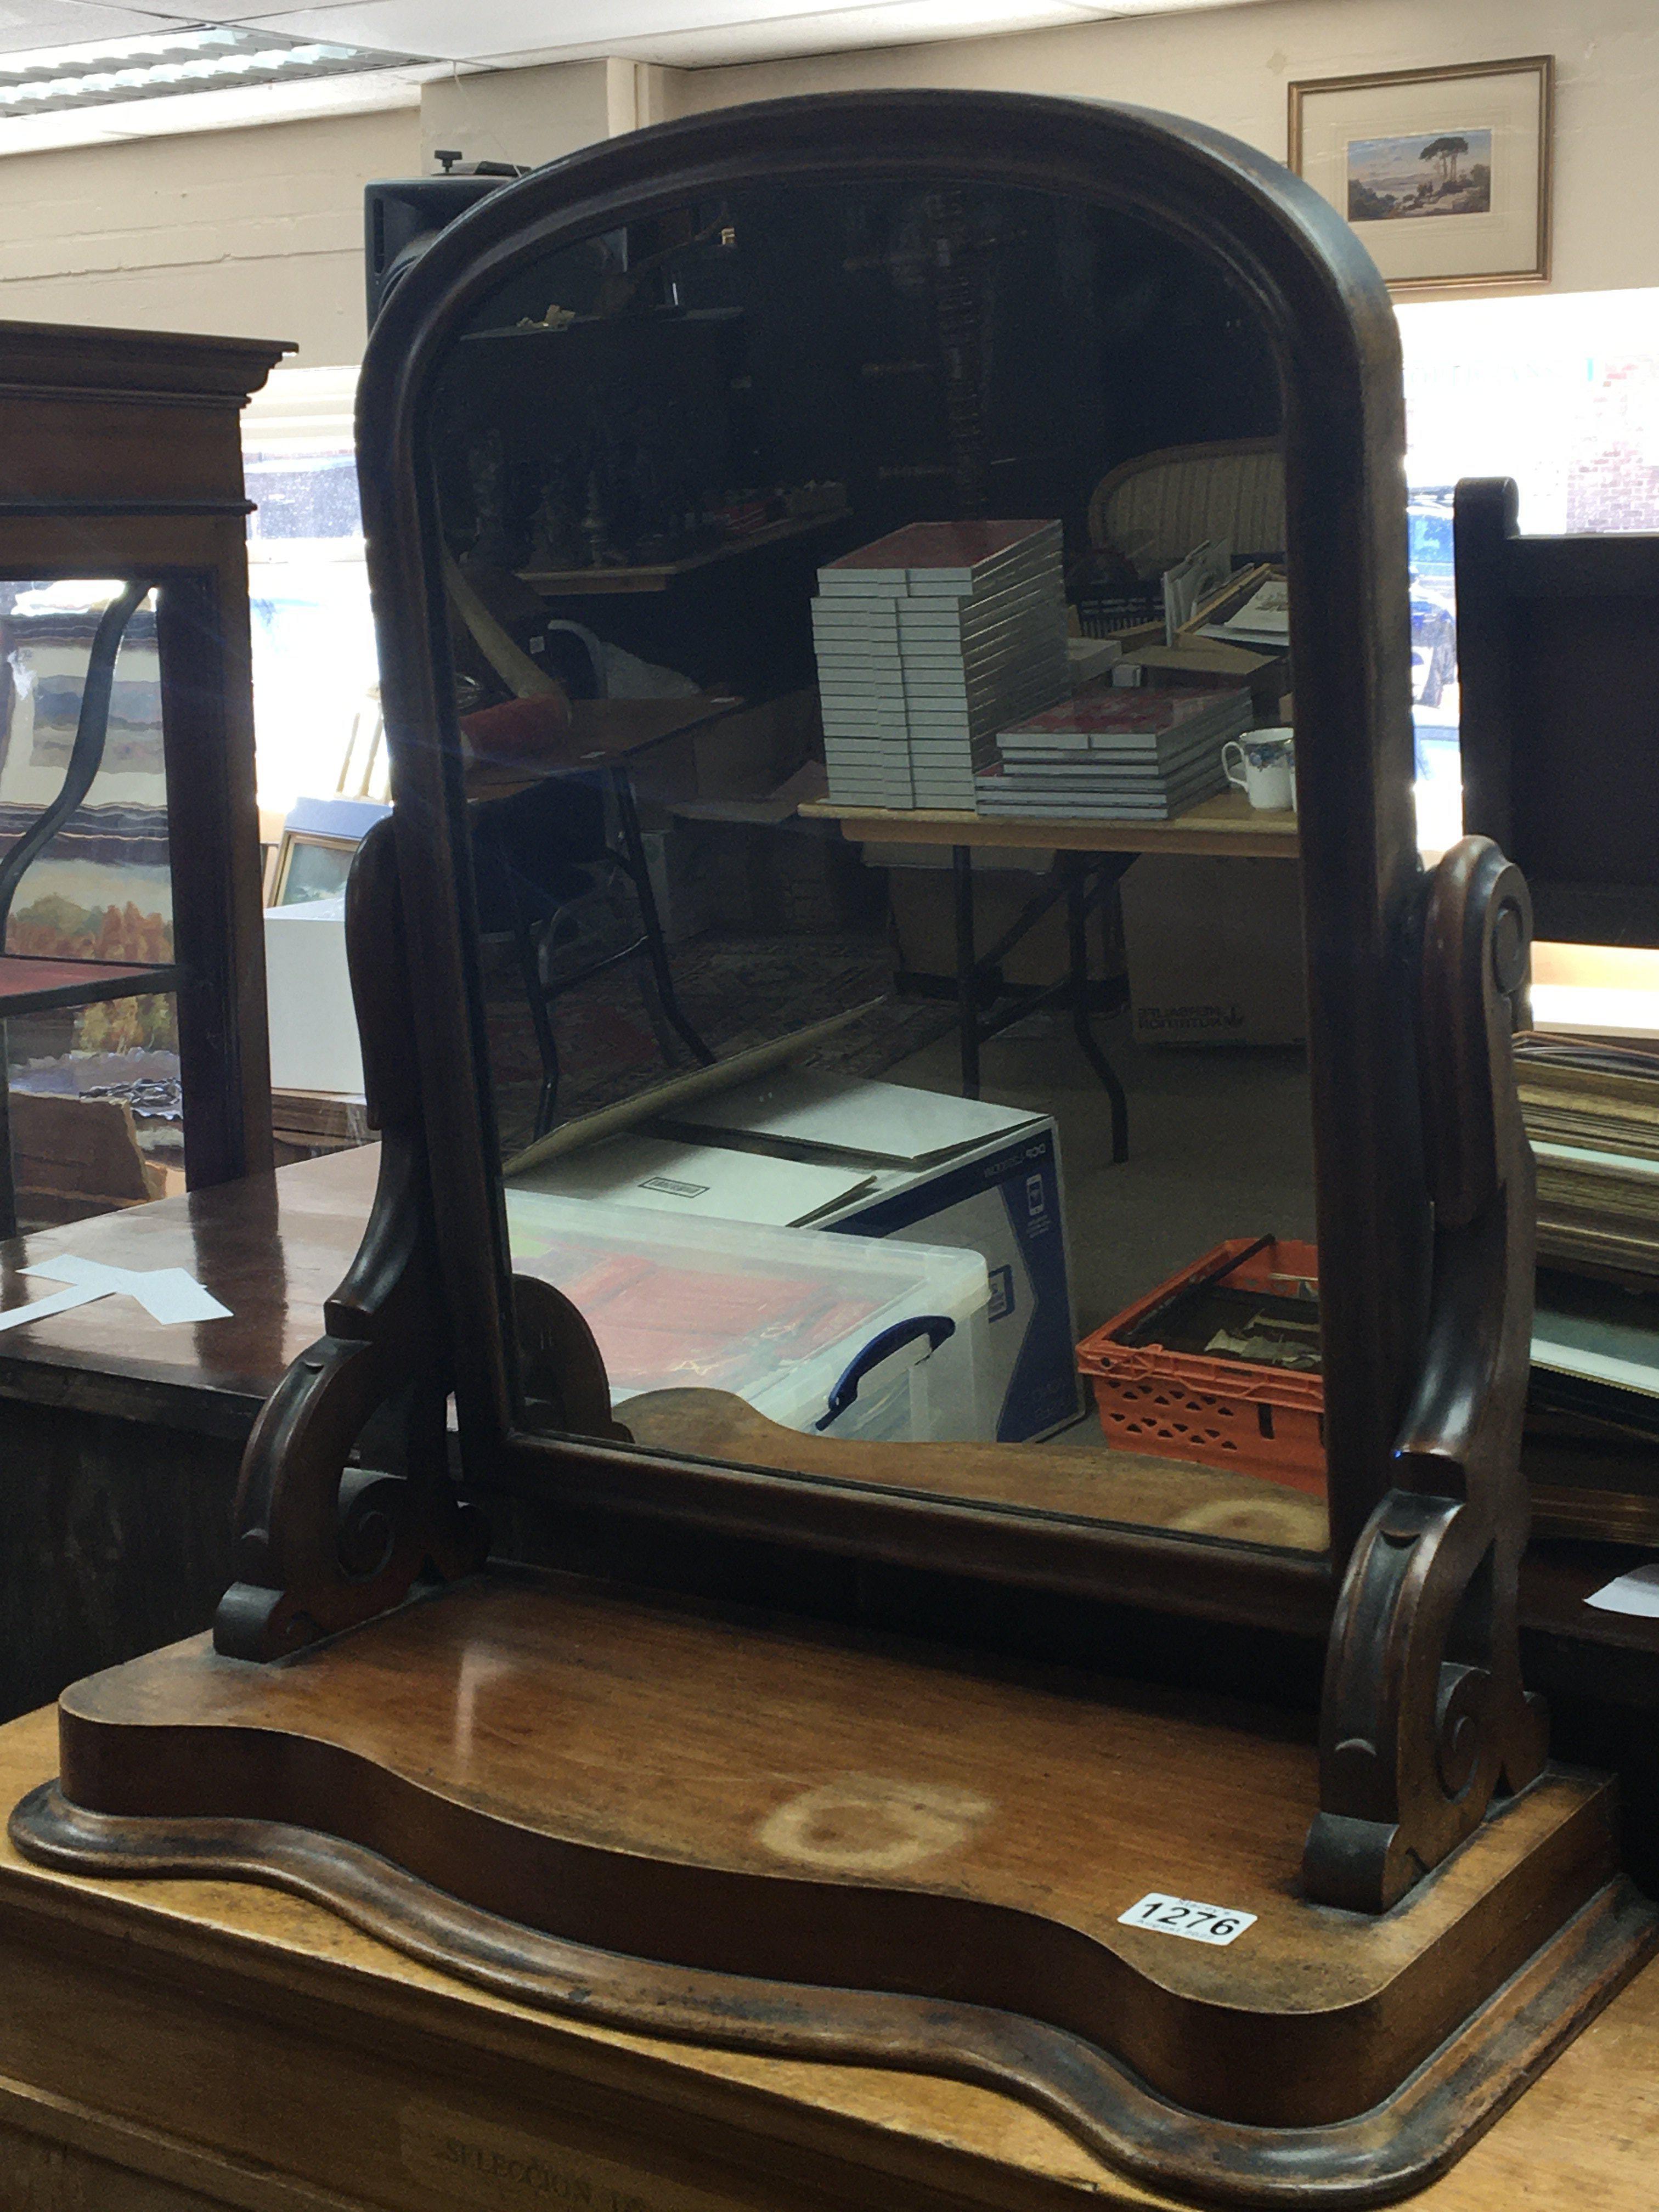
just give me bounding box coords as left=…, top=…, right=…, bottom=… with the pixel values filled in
left=484, top=929, right=957, bottom=1159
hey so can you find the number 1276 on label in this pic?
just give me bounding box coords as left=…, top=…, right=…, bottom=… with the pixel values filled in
left=1118, top=1893, right=1257, bottom=1945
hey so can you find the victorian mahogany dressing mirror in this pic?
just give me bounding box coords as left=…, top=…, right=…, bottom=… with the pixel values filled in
left=12, top=95, right=1656, bottom=2203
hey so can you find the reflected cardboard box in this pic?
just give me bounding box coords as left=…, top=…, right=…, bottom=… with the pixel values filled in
left=887, top=858, right=1124, bottom=991
left=1121, top=854, right=1306, bottom=1048
left=628, top=688, right=819, bottom=818
left=1116, top=639, right=1288, bottom=724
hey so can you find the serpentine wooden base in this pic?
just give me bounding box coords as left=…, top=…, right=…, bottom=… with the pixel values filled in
left=11, top=1570, right=1656, bottom=2205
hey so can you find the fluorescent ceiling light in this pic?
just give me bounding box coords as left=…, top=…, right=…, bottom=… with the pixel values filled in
left=0, top=24, right=425, bottom=115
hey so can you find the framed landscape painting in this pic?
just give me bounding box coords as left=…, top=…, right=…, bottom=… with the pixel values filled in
left=1289, top=57, right=1553, bottom=292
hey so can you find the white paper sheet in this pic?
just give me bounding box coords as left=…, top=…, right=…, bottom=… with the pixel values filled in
left=1530, top=984, right=1659, bottom=1041
left=1532, top=1330, right=1659, bottom=1400
left=16, top=1254, right=233, bottom=1327
left=0, top=1281, right=113, bottom=1334
left=1584, top=1564, right=1659, bottom=1620
left=665, top=1070, right=1041, bottom=1165
left=510, top=1137, right=874, bottom=1229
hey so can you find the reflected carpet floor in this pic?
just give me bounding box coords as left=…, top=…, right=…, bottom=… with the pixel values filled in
left=484, top=928, right=957, bottom=1159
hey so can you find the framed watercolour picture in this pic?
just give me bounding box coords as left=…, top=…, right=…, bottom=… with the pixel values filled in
left=1289, top=56, right=1553, bottom=292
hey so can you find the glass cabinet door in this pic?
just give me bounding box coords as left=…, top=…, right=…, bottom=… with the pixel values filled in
left=0, top=578, right=184, bottom=1227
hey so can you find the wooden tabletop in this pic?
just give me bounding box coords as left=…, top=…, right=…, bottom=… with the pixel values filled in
left=0, top=1687, right=1655, bottom=2210
left=799, top=787, right=1300, bottom=859
left=517, top=507, right=847, bottom=595
left=32, top=1564, right=1641, bottom=2187
left=0, top=1143, right=378, bottom=1435
left=0, top=952, right=180, bottom=1017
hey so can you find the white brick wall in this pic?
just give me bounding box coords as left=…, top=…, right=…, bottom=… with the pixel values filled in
left=0, top=59, right=676, bottom=365
left=0, top=103, right=422, bottom=364
left=0, top=0, right=1654, bottom=370
left=420, top=59, right=674, bottom=174
left=672, top=0, right=1659, bottom=300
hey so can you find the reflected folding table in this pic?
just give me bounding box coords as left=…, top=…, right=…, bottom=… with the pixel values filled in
left=800, top=788, right=1300, bottom=1162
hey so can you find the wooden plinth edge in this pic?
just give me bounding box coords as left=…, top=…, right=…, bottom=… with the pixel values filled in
left=9, top=1779, right=1654, bottom=2209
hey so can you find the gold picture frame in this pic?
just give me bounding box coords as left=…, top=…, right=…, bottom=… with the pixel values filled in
left=1289, top=55, right=1553, bottom=294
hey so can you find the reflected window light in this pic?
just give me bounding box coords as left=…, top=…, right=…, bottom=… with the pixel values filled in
left=10, top=579, right=139, bottom=616
left=1398, top=286, right=1659, bottom=856
left=241, top=366, right=380, bottom=821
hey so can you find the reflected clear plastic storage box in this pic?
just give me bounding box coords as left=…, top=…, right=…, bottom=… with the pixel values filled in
left=506, top=1190, right=992, bottom=1444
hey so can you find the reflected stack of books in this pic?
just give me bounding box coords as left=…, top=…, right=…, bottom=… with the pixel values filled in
left=973, top=682, right=1252, bottom=820
left=1516, top=1033, right=1659, bottom=1278
left=812, top=521, right=1068, bottom=808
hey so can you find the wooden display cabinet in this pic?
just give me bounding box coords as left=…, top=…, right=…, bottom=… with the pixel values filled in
left=6, top=97, right=1656, bottom=2208
left=0, top=319, right=289, bottom=1232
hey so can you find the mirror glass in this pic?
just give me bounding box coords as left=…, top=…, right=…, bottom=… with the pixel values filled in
left=425, top=176, right=1329, bottom=1556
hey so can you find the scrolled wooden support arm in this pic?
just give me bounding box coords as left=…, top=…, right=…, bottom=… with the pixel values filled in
left=1304, top=837, right=1547, bottom=1911
left=212, top=1130, right=489, bottom=1660
left=213, top=822, right=490, bottom=1660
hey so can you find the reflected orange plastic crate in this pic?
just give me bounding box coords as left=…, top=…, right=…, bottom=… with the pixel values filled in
left=1076, top=1238, right=1325, bottom=1497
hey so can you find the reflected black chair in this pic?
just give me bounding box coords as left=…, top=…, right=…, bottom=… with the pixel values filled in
left=466, top=619, right=713, bottom=1142
left=1455, top=475, right=1659, bottom=947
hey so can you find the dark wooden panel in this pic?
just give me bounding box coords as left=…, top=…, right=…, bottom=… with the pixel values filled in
left=1508, top=599, right=1659, bottom=893
left=1508, top=534, right=1659, bottom=599
left=155, top=558, right=274, bottom=1186
left=16, top=1568, right=1653, bottom=2200
left=1457, top=478, right=1659, bottom=932
left=0, top=323, right=288, bottom=509
left=0, top=1403, right=239, bottom=1724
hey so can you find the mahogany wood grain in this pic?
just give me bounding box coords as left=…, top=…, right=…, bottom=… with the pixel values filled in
left=0, top=955, right=177, bottom=1013
left=2, top=1700, right=1658, bottom=2212
left=208, top=821, right=492, bottom=1663
left=15, top=1566, right=1655, bottom=2200
left=622, top=1388, right=1329, bottom=1551
left=1304, top=841, right=1545, bottom=1910
left=0, top=1145, right=380, bottom=1429
left=0, top=514, right=255, bottom=571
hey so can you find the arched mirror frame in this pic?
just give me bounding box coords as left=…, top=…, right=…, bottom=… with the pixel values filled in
left=352, top=91, right=1427, bottom=1627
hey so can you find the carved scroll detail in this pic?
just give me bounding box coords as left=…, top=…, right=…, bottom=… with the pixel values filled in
left=1304, top=837, right=1547, bottom=1911
left=214, top=822, right=489, bottom=1660
left=212, top=1130, right=488, bottom=1659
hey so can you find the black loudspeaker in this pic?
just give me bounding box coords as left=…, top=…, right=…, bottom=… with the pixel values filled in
left=363, top=169, right=523, bottom=329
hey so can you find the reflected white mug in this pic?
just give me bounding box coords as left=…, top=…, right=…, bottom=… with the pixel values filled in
left=1222, top=729, right=1296, bottom=812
